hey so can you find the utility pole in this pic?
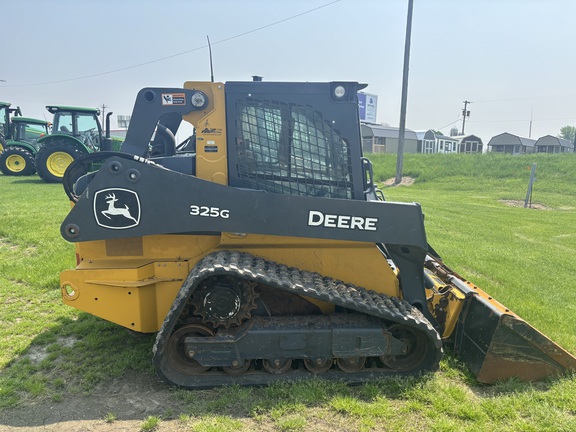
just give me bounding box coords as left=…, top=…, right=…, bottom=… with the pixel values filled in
left=100, top=104, right=108, bottom=131
left=395, top=0, right=414, bottom=185
left=528, top=105, right=533, bottom=137
left=461, top=100, right=471, bottom=134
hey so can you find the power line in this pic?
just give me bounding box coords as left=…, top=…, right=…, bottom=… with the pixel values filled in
left=0, top=0, right=341, bottom=88
left=470, top=116, right=576, bottom=124
left=437, top=117, right=461, bottom=131
left=474, top=93, right=576, bottom=104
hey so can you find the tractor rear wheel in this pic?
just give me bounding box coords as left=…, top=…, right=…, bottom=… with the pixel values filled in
left=36, top=141, right=84, bottom=183
left=0, top=147, right=36, bottom=176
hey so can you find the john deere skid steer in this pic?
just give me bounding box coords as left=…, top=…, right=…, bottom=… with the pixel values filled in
left=59, top=80, right=576, bottom=388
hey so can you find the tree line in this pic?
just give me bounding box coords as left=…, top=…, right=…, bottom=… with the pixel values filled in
left=559, top=125, right=576, bottom=143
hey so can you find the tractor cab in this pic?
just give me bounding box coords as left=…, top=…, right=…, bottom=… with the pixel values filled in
left=0, top=117, right=49, bottom=176
left=0, top=102, right=22, bottom=149
left=47, top=106, right=103, bottom=151
left=11, top=117, right=49, bottom=147
left=35, top=106, right=123, bottom=183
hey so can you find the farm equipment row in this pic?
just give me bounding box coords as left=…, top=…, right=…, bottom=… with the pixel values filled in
left=0, top=102, right=123, bottom=181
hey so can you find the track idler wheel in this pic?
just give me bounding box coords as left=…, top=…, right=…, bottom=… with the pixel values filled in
left=263, top=358, right=293, bottom=374
left=380, top=324, right=428, bottom=371
left=222, top=360, right=251, bottom=376
left=304, top=358, right=333, bottom=374
left=165, top=324, right=213, bottom=375
left=337, top=357, right=366, bottom=373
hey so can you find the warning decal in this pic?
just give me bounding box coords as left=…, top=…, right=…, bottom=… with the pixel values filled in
left=161, top=93, right=186, bottom=105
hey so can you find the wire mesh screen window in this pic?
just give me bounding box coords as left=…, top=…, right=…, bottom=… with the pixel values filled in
left=235, top=100, right=353, bottom=198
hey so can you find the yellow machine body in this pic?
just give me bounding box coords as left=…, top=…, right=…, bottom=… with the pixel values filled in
left=61, top=234, right=400, bottom=333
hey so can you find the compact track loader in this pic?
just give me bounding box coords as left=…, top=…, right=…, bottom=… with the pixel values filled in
left=59, top=80, right=576, bottom=388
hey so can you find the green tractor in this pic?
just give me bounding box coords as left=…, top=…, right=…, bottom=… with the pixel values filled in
left=35, top=106, right=123, bottom=183
left=0, top=101, right=23, bottom=152
left=0, top=117, right=49, bottom=176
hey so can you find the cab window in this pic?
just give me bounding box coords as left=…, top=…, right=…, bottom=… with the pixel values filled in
left=235, top=100, right=353, bottom=198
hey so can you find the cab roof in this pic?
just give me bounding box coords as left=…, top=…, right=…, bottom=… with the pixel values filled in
left=46, top=105, right=100, bottom=115
left=11, top=116, right=49, bottom=125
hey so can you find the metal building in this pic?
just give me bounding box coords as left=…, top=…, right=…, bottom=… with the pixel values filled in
left=487, top=132, right=536, bottom=154
left=361, top=124, right=418, bottom=154
left=534, top=135, right=574, bottom=153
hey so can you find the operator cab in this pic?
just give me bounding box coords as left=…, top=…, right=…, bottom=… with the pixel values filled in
left=11, top=117, right=49, bottom=148
left=0, top=102, right=22, bottom=146
left=47, top=106, right=103, bottom=151
left=120, top=81, right=372, bottom=200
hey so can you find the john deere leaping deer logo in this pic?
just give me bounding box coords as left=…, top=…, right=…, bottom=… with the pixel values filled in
left=102, top=193, right=138, bottom=222
left=94, top=188, right=141, bottom=229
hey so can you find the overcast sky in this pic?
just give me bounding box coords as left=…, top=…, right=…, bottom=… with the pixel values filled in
left=2, top=0, right=575, bottom=142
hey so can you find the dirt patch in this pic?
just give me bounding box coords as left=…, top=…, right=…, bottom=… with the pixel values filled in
left=383, top=176, right=415, bottom=187
left=27, top=337, right=78, bottom=365
left=0, top=237, right=38, bottom=254
left=500, top=199, right=549, bottom=210
left=0, top=372, right=188, bottom=432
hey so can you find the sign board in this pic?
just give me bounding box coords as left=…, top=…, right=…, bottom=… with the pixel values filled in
left=358, top=92, right=378, bottom=123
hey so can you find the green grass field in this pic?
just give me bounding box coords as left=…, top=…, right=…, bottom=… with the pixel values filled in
left=0, top=153, right=575, bottom=431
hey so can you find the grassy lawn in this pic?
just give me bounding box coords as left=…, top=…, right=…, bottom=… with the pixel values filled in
left=0, top=153, right=575, bottom=431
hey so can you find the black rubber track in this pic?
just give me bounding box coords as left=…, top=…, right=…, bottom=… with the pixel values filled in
left=153, top=250, right=443, bottom=388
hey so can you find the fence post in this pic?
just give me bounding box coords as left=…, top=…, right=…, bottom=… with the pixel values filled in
left=524, top=163, right=537, bottom=208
